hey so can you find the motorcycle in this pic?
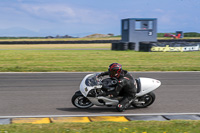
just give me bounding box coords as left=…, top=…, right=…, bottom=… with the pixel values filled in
left=71, top=73, right=161, bottom=111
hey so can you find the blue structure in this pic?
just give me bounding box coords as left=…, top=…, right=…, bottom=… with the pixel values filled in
left=121, top=18, right=157, bottom=51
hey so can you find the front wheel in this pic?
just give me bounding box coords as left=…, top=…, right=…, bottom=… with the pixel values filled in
left=71, top=91, right=93, bottom=109
left=132, top=92, right=155, bottom=108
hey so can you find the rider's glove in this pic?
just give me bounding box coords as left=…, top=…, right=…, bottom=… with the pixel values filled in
left=97, top=73, right=104, bottom=78
left=97, top=76, right=102, bottom=79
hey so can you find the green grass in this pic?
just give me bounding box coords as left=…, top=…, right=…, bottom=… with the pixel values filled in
left=0, top=46, right=200, bottom=72
left=1, top=36, right=200, bottom=41
left=0, top=121, right=199, bottom=133
left=0, top=37, right=120, bottom=41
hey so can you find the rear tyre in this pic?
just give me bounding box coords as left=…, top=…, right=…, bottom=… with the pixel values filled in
left=132, top=92, right=155, bottom=108
left=71, top=91, right=93, bottom=109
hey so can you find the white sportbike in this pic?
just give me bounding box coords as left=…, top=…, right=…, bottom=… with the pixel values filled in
left=72, top=73, right=161, bottom=110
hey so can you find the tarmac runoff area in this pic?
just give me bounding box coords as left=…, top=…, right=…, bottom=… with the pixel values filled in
left=0, top=72, right=200, bottom=124
left=1, top=114, right=200, bottom=124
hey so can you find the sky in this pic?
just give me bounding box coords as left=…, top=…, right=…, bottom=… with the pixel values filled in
left=0, top=0, right=200, bottom=37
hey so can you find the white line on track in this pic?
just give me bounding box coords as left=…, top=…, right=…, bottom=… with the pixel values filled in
left=0, top=113, right=200, bottom=118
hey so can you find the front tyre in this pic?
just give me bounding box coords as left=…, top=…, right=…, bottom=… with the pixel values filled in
left=71, top=91, right=93, bottom=109
left=132, top=92, right=155, bottom=108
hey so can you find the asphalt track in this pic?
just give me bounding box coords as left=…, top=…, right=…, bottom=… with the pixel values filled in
left=0, top=72, right=200, bottom=117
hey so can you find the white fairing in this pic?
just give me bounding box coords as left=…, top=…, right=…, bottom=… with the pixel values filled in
left=136, top=77, right=161, bottom=97
left=87, top=97, right=119, bottom=106
left=79, top=73, right=119, bottom=106
left=79, top=74, right=102, bottom=97
left=79, top=74, right=93, bottom=97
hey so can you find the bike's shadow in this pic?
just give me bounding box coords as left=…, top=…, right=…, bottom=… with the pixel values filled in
left=56, top=106, right=137, bottom=113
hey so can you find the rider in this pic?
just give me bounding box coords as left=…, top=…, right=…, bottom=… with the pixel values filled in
left=98, top=63, right=137, bottom=112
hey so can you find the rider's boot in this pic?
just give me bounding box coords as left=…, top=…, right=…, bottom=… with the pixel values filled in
left=116, top=96, right=135, bottom=112
left=116, top=97, right=130, bottom=112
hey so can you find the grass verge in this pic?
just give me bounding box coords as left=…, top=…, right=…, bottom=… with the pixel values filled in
left=0, top=44, right=111, bottom=49
left=0, top=37, right=120, bottom=42
left=0, top=120, right=200, bottom=133
left=0, top=36, right=200, bottom=41
left=0, top=44, right=200, bottom=72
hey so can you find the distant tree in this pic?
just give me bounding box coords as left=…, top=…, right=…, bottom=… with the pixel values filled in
left=184, top=32, right=200, bottom=37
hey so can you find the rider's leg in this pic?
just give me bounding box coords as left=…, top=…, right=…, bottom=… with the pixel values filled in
left=116, top=93, right=136, bottom=112
left=116, top=96, right=131, bottom=112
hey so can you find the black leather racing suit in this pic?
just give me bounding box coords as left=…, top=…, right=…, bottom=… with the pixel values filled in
left=99, top=70, right=137, bottom=111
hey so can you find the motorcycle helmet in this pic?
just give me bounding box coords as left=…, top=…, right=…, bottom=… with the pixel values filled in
left=108, top=63, right=122, bottom=78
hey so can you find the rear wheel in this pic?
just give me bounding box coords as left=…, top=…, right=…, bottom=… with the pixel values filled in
left=71, top=91, right=93, bottom=109
left=132, top=92, right=155, bottom=108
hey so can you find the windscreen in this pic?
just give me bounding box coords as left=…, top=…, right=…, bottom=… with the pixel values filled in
left=85, top=74, right=100, bottom=86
